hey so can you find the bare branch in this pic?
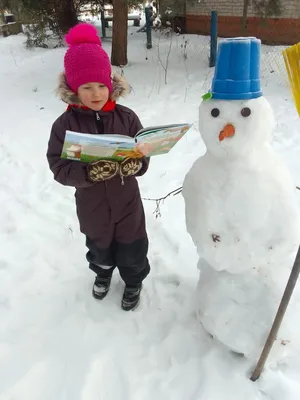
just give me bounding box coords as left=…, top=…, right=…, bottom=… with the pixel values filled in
left=142, top=186, right=182, bottom=218
left=157, top=27, right=173, bottom=84
left=164, top=29, right=173, bottom=84
left=142, top=186, right=182, bottom=202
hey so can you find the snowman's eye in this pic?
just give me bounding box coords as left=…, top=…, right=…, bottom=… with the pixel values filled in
left=241, top=107, right=251, bottom=117
left=211, top=108, right=220, bottom=118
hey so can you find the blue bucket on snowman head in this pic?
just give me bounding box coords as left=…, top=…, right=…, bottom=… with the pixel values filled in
left=208, top=37, right=263, bottom=100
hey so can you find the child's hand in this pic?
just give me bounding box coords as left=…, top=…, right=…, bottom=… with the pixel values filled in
left=87, top=160, right=119, bottom=182
left=119, top=158, right=143, bottom=177
left=136, top=142, right=152, bottom=156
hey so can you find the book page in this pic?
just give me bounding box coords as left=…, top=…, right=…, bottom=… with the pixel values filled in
left=136, top=123, right=189, bottom=138
left=61, top=131, right=137, bottom=162
left=135, top=124, right=191, bottom=157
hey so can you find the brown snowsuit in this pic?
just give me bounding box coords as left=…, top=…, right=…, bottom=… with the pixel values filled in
left=46, top=73, right=150, bottom=285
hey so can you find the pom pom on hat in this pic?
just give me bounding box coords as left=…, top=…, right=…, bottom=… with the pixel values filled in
left=64, top=23, right=112, bottom=94
left=65, top=23, right=101, bottom=46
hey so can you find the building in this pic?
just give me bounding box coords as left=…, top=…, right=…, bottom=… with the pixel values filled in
left=159, top=0, right=300, bottom=45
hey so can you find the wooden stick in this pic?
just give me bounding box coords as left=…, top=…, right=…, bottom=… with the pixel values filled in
left=250, top=244, right=300, bottom=381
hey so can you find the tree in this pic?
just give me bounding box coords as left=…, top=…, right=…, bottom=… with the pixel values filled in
left=111, top=0, right=128, bottom=66
left=56, top=0, right=78, bottom=33
left=242, top=0, right=250, bottom=33
left=20, top=0, right=78, bottom=34
left=252, top=0, right=283, bottom=18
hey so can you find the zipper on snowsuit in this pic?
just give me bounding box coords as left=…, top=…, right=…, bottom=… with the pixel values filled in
left=95, top=112, right=125, bottom=186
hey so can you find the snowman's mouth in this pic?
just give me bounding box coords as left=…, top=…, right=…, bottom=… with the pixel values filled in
left=219, top=124, right=235, bottom=141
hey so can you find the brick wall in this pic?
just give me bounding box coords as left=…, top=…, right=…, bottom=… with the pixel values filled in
left=186, top=0, right=300, bottom=18
left=187, top=0, right=246, bottom=17
left=185, top=0, right=300, bottom=44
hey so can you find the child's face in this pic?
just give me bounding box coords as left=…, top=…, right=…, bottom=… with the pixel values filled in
left=77, top=82, right=110, bottom=111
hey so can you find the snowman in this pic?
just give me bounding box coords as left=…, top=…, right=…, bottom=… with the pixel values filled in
left=182, top=37, right=300, bottom=358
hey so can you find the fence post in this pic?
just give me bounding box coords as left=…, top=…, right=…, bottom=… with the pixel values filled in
left=210, top=10, right=218, bottom=67
left=100, top=9, right=106, bottom=38
left=145, top=5, right=152, bottom=49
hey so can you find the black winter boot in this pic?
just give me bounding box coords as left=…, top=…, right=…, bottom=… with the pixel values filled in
left=92, top=275, right=112, bottom=300
left=121, top=283, right=142, bottom=311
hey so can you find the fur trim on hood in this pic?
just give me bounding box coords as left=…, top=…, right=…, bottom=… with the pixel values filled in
left=56, top=72, right=131, bottom=105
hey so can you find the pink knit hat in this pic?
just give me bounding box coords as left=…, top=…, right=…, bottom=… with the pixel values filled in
left=64, top=23, right=112, bottom=93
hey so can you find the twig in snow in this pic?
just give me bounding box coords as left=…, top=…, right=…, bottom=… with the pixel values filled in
left=142, top=186, right=183, bottom=202
left=164, top=32, right=173, bottom=84
left=157, top=28, right=173, bottom=85
left=183, top=42, right=189, bottom=102
left=69, top=227, right=74, bottom=239
left=202, top=68, right=212, bottom=93
left=142, top=186, right=182, bottom=218
left=10, top=46, right=17, bottom=67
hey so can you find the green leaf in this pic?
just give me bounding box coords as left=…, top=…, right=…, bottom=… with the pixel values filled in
left=202, top=92, right=212, bottom=101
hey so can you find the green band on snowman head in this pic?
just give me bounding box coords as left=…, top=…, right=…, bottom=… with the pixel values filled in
left=202, top=92, right=212, bottom=101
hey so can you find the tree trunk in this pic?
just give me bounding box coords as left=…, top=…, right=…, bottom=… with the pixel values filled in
left=111, top=0, right=128, bottom=66
left=242, top=0, right=249, bottom=34
left=57, top=0, right=78, bottom=34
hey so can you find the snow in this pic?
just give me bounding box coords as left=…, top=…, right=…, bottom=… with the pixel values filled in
left=1, top=27, right=300, bottom=399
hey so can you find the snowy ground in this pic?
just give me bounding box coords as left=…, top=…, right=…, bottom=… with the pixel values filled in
left=1, top=25, right=300, bottom=399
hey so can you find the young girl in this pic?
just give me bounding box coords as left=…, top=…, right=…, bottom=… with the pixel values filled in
left=46, top=23, right=150, bottom=311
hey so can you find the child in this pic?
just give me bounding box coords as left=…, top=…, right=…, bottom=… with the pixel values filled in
left=46, top=23, right=150, bottom=311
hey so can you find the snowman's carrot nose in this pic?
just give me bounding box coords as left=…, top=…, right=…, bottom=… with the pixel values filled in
left=219, top=124, right=235, bottom=141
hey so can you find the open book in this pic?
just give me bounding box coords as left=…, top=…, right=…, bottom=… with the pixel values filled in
left=61, top=123, right=192, bottom=162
